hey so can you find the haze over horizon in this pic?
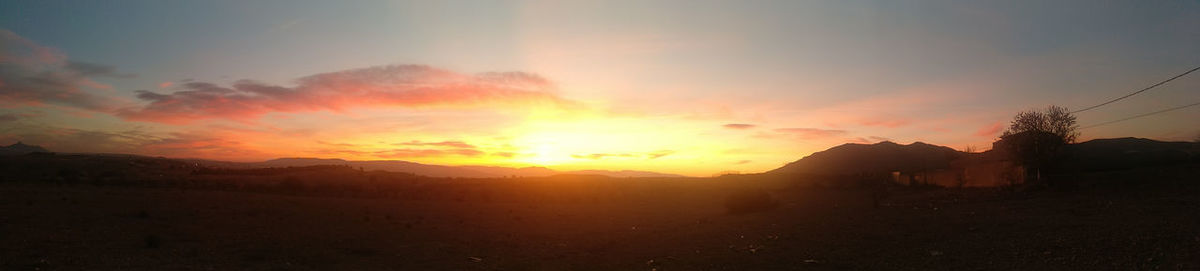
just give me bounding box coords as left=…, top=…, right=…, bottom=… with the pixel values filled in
left=2, top=0, right=1198, bottom=176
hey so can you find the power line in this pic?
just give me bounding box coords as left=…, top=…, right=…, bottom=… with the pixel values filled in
left=1080, top=101, right=1200, bottom=130
left=1071, top=65, right=1200, bottom=114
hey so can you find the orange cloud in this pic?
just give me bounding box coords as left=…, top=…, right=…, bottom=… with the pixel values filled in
left=373, top=148, right=485, bottom=158
left=140, top=132, right=260, bottom=158
left=722, top=123, right=756, bottom=129
left=117, top=65, right=580, bottom=124
left=394, top=140, right=476, bottom=149
left=493, top=152, right=516, bottom=158
left=316, top=141, right=361, bottom=147
left=570, top=150, right=676, bottom=160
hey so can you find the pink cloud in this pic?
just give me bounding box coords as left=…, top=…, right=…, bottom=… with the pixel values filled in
left=0, top=30, right=130, bottom=111
left=858, top=118, right=911, bottom=128
left=846, top=137, right=871, bottom=144
left=974, top=120, right=1005, bottom=137
left=4, top=125, right=269, bottom=161
left=117, top=65, right=580, bottom=124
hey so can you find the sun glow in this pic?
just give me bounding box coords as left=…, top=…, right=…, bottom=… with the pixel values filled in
left=498, top=114, right=721, bottom=174
left=523, top=142, right=568, bottom=166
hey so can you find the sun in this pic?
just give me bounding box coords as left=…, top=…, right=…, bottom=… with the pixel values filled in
left=522, top=142, right=568, bottom=166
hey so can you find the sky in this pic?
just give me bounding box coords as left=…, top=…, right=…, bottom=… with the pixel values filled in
left=1, top=0, right=1198, bottom=176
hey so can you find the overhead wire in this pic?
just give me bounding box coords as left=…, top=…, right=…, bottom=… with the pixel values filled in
left=1070, top=65, right=1200, bottom=114
left=1080, top=101, right=1200, bottom=129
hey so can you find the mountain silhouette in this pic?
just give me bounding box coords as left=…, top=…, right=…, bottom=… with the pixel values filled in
left=0, top=142, right=49, bottom=155
left=767, top=141, right=964, bottom=176
left=766, top=138, right=1199, bottom=180
left=1062, top=137, right=1199, bottom=171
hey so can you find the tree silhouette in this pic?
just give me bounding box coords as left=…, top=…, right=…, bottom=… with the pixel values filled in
left=1002, top=105, right=1079, bottom=143
left=996, top=105, right=1079, bottom=188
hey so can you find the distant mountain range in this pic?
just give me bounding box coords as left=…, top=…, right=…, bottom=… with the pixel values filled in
left=195, top=157, right=687, bottom=178
left=0, top=141, right=685, bottom=178
left=0, top=142, right=49, bottom=156
left=5, top=137, right=1195, bottom=180
left=1062, top=137, right=1200, bottom=171
left=767, top=138, right=1199, bottom=177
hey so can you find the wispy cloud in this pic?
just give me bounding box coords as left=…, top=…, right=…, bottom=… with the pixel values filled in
left=0, top=124, right=266, bottom=159
left=858, top=118, right=911, bottom=128
left=572, top=153, right=637, bottom=159
left=316, top=141, right=361, bottom=147
left=647, top=150, right=676, bottom=159
left=117, top=65, right=580, bottom=124
left=0, top=30, right=130, bottom=111
left=571, top=149, right=676, bottom=160
left=722, top=123, right=756, bottom=129
left=394, top=140, right=476, bottom=149
left=974, top=120, right=1005, bottom=137
left=373, top=148, right=485, bottom=158
left=0, top=113, right=25, bottom=122
left=771, top=127, right=848, bottom=139
left=847, top=137, right=871, bottom=144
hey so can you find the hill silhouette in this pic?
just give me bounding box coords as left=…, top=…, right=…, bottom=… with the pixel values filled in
left=0, top=142, right=49, bottom=156
left=763, top=138, right=1199, bottom=187
left=1062, top=137, right=1199, bottom=171
left=767, top=141, right=964, bottom=176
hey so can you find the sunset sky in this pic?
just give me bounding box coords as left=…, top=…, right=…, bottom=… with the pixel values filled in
left=2, top=1, right=1198, bottom=176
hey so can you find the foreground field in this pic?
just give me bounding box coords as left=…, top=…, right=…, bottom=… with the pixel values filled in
left=2, top=177, right=1198, bottom=270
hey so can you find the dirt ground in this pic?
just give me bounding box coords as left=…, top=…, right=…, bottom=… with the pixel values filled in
left=1, top=180, right=1198, bottom=270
